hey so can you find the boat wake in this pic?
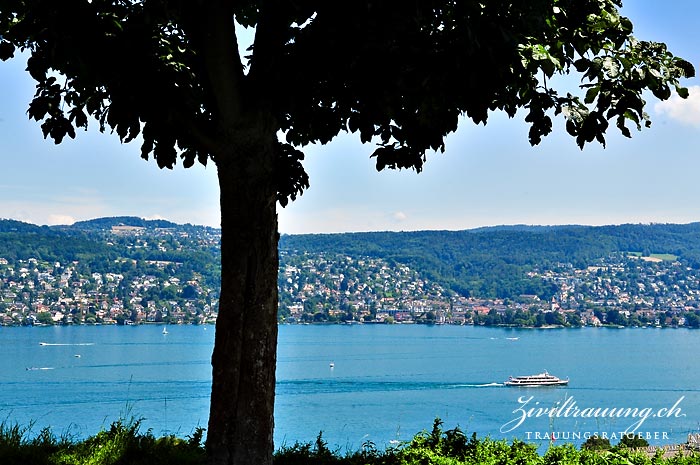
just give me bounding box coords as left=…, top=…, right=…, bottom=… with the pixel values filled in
left=277, top=379, right=505, bottom=395
left=455, top=382, right=504, bottom=388
left=39, top=342, right=95, bottom=346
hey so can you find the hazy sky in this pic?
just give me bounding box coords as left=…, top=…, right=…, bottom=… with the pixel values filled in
left=0, top=2, right=698, bottom=233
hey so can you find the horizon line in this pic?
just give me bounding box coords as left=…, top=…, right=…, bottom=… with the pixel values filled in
left=3, top=215, right=700, bottom=235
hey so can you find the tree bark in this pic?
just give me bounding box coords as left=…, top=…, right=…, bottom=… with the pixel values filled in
left=207, top=129, right=278, bottom=465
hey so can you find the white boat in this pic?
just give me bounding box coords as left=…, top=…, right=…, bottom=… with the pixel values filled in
left=505, top=371, right=568, bottom=386
left=162, top=327, right=168, bottom=335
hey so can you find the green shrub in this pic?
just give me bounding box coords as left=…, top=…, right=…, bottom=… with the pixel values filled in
left=581, top=436, right=612, bottom=451
left=0, top=419, right=205, bottom=465
left=616, top=434, right=650, bottom=451
left=3, top=417, right=700, bottom=465
left=0, top=421, right=69, bottom=465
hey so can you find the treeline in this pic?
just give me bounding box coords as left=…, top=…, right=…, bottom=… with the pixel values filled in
left=0, top=231, right=114, bottom=263
left=475, top=307, right=580, bottom=327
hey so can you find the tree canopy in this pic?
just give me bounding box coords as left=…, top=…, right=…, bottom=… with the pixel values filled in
left=0, top=2, right=694, bottom=465
left=1, top=1, right=694, bottom=187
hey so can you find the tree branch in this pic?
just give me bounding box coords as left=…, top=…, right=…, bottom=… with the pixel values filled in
left=198, top=0, right=245, bottom=129
left=247, top=0, right=292, bottom=108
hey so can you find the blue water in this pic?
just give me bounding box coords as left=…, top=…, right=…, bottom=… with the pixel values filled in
left=1, top=325, right=699, bottom=450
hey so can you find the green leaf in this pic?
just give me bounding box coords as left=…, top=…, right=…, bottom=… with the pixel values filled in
left=531, top=45, right=549, bottom=61
left=584, top=86, right=599, bottom=104
left=651, top=84, right=671, bottom=100
left=584, top=58, right=603, bottom=81
left=674, top=58, right=696, bottom=78
left=616, top=116, right=631, bottom=138
left=620, top=17, right=633, bottom=33
left=675, top=86, right=690, bottom=99
left=573, top=58, right=589, bottom=73
left=69, top=108, right=88, bottom=129
left=0, top=41, right=14, bottom=61
left=198, top=152, right=208, bottom=167
left=182, top=151, right=195, bottom=169
left=602, top=57, right=620, bottom=78
left=623, top=110, right=640, bottom=128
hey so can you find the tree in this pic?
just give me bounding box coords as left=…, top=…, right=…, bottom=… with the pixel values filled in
left=35, top=311, right=54, bottom=325
left=0, top=2, right=694, bottom=465
left=181, top=284, right=199, bottom=299
left=686, top=312, right=700, bottom=328
left=616, top=433, right=649, bottom=450
left=581, top=435, right=612, bottom=451
left=606, top=309, right=626, bottom=326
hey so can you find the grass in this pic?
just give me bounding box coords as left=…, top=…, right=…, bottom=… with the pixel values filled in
left=0, top=419, right=204, bottom=465
left=2, top=417, right=700, bottom=465
left=649, top=253, right=679, bottom=261
left=627, top=251, right=679, bottom=261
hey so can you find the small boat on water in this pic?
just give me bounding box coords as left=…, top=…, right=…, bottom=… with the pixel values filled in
left=162, top=327, right=168, bottom=335
left=505, top=371, right=568, bottom=386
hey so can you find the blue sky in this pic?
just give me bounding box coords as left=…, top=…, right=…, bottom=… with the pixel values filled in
left=0, top=2, right=698, bottom=233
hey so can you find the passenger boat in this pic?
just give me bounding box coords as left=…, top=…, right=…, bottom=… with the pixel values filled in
left=504, top=371, right=568, bottom=386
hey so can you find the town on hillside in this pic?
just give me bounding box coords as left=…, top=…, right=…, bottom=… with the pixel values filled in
left=0, top=221, right=220, bottom=326
left=278, top=251, right=700, bottom=328
left=2, top=219, right=700, bottom=328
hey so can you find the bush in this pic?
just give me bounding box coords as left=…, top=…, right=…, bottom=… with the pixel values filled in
left=616, top=434, right=650, bottom=450
left=2, top=418, right=698, bottom=465
left=0, top=419, right=205, bottom=465
left=581, top=436, right=612, bottom=451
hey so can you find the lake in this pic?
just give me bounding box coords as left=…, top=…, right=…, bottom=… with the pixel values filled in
left=1, top=324, right=698, bottom=450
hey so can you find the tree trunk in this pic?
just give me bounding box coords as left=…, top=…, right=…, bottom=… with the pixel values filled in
left=207, top=131, right=278, bottom=465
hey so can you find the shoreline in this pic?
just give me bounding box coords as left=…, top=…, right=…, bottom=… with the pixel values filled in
left=2, top=321, right=693, bottom=329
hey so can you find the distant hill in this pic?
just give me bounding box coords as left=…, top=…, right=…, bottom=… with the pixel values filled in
left=0, top=218, right=50, bottom=234
left=68, top=216, right=179, bottom=230
left=0, top=217, right=218, bottom=267
left=466, top=224, right=585, bottom=233
left=4, top=217, right=700, bottom=301
left=0, top=216, right=182, bottom=233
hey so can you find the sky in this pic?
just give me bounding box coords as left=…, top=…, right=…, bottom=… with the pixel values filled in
left=0, top=2, right=699, bottom=234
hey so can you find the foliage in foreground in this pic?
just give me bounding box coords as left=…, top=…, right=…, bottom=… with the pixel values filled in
left=276, top=420, right=700, bottom=465
left=0, top=419, right=204, bottom=465
left=2, top=418, right=699, bottom=465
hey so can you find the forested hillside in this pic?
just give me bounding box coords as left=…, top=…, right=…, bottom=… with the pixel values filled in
left=0, top=217, right=220, bottom=325
left=280, top=223, right=700, bottom=299
left=4, top=218, right=700, bottom=327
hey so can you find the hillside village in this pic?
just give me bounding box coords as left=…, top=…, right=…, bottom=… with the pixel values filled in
left=278, top=251, right=700, bottom=327
left=0, top=222, right=221, bottom=326
left=2, top=219, right=700, bottom=328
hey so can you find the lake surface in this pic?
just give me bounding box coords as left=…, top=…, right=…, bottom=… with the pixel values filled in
left=1, top=324, right=699, bottom=450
